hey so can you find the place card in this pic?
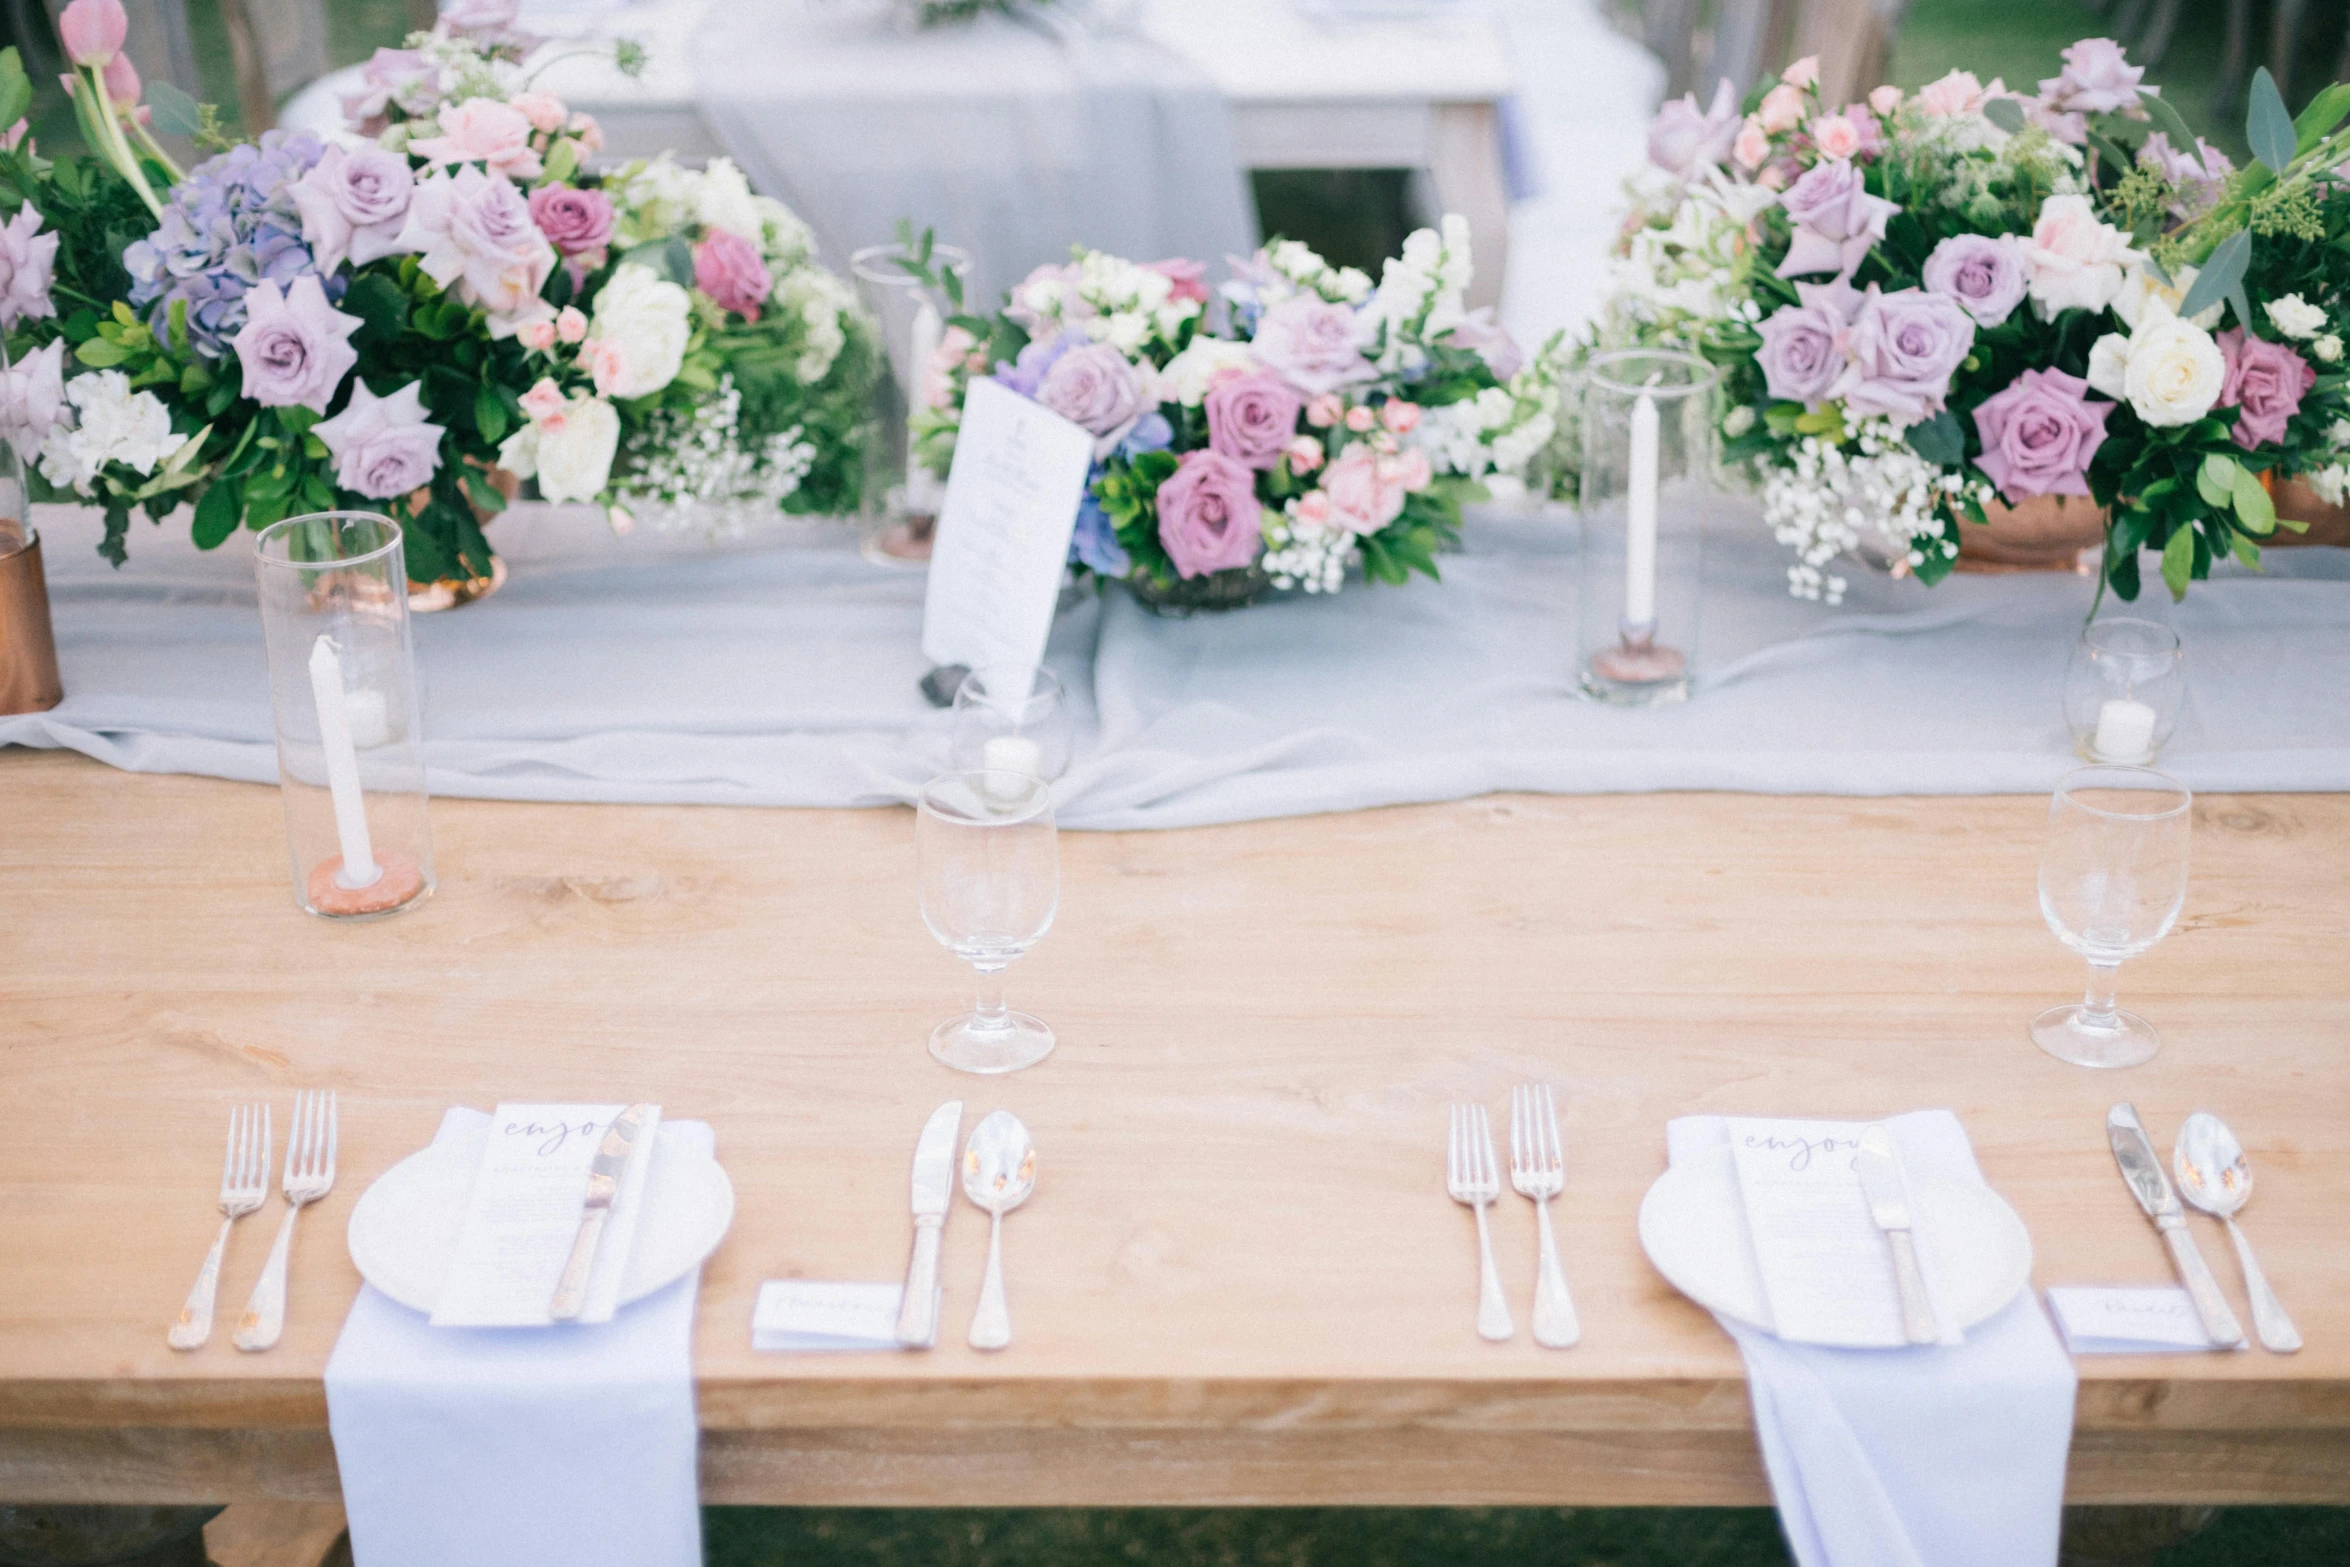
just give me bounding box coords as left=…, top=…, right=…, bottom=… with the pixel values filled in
left=2046, top=1287, right=2222, bottom=1354
left=751, top=1281, right=930, bottom=1352
left=920, top=376, right=1094, bottom=704
left=1726, top=1117, right=1930, bottom=1348
left=431, top=1103, right=661, bottom=1328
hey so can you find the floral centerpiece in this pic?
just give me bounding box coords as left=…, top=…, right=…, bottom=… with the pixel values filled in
left=1577, top=40, right=2350, bottom=604
left=906, top=220, right=1561, bottom=608
left=0, top=1, right=874, bottom=588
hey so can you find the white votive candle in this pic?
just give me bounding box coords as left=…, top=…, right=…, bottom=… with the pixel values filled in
left=308, top=635, right=382, bottom=889
left=342, top=687, right=391, bottom=751
left=1625, top=390, right=1660, bottom=627
left=2093, top=697, right=2159, bottom=763
left=982, top=734, right=1043, bottom=781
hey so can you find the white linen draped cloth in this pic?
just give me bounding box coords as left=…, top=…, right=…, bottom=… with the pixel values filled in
left=323, top=1109, right=708, bottom=1567
left=7, top=502, right=2350, bottom=826
left=1665, top=1110, right=2077, bottom=1567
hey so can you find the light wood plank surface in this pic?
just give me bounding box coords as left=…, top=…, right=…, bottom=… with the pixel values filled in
left=2, top=751, right=2347, bottom=1506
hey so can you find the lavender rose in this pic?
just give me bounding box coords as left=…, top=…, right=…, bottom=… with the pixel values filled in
left=231, top=275, right=362, bottom=413
left=693, top=229, right=772, bottom=322
left=1204, top=369, right=1305, bottom=470
left=1922, top=233, right=2027, bottom=328
left=528, top=184, right=614, bottom=258
left=0, top=205, right=59, bottom=331
left=339, top=47, right=438, bottom=131
left=2138, top=132, right=2232, bottom=220
left=289, top=143, right=414, bottom=275
left=1755, top=282, right=1857, bottom=406
left=1036, top=342, right=1155, bottom=456
left=0, top=337, right=66, bottom=464
left=1828, top=285, right=1976, bottom=429
left=1648, top=78, right=1740, bottom=177
left=1251, top=296, right=1372, bottom=396
left=314, top=378, right=445, bottom=498
left=1776, top=158, right=1897, bottom=281
left=1970, top=368, right=2111, bottom=502
left=397, top=166, right=555, bottom=326
left=1156, top=448, right=1265, bottom=578
left=2038, top=36, right=2144, bottom=116
left=2217, top=328, right=2317, bottom=451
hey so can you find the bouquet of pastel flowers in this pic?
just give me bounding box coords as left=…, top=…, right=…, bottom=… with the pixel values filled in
left=1582, top=38, right=2350, bottom=604
left=0, top=2, right=874, bottom=585
left=908, top=220, right=1562, bottom=605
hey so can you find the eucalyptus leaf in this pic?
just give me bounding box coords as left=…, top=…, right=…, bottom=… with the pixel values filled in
left=2160, top=523, right=2195, bottom=600
left=1904, top=409, right=1966, bottom=467
left=1982, top=96, right=2027, bottom=135
left=2179, top=230, right=2249, bottom=320
left=145, top=79, right=202, bottom=137
left=2248, top=67, right=2296, bottom=173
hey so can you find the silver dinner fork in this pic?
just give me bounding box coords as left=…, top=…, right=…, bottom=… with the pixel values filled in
left=1447, top=1103, right=1513, bottom=1341
left=1510, top=1082, right=1582, bottom=1349
left=234, top=1090, right=337, bottom=1353
left=168, top=1104, right=270, bottom=1350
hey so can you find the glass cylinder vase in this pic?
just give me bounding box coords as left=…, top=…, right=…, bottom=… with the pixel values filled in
left=852, top=241, right=971, bottom=568
left=2065, top=616, right=2183, bottom=764
left=1577, top=349, right=1717, bottom=705
left=254, top=512, right=434, bottom=920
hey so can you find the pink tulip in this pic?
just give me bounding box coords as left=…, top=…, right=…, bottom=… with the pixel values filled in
left=58, top=0, right=128, bottom=68
left=0, top=120, right=24, bottom=151
left=102, top=53, right=139, bottom=106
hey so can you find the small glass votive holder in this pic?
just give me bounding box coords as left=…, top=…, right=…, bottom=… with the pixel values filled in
left=1578, top=349, right=1717, bottom=706
left=852, top=241, right=972, bottom=568
left=2066, top=617, right=2184, bottom=764
left=254, top=512, right=434, bottom=920
left=950, top=664, right=1073, bottom=784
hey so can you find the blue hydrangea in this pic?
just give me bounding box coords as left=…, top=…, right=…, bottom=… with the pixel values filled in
left=124, top=130, right=339, bottom=360
left=1069, top=472, right=1130, bottom=577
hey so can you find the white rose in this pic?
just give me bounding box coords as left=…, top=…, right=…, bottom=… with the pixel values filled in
left=2122, top=313, right=2226, bottom=427
left=586, top=262, right=691, bottom=398
left=693, top=158, right=763, bottom=241
left=2266, top=293, right=2328, bottom=339
left=2023, top=193, right=2137, bottom=320
left=2114, top=265, right=2222, bottom=332
left=1158, top=338, right=1260, bottom=405
left=2317, top=334, right=2344, bottom=364
left=1333, top=267, right=1373, bottom=303
left=497, top=392, right=619, bottom=502
left=2086, top=332, right=2133, bottom=401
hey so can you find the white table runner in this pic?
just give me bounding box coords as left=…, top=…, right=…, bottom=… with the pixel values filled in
left=6, top=501, right=2349, bottom=828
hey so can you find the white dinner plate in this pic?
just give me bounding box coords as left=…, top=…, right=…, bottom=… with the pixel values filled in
left=1638, top=1144, right=2033, bottom=1338
left=347, top=1123, right=735, bottom=1316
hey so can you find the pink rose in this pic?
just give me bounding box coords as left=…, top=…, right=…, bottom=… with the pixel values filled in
left=1251, top=296, right=1372, bottom=396
left=586, top=339, right=630, bottom=397
left=1142, top=258, right=1210, bottom=304
left=1305, top=393, right=1343, bottom=428
left=568, top=112, right=604, bottom=153
left=2217, top=329, right=2316, bottom=451
left=1320, top=442, right=1411, bottom=535
left=1810, top=115, right=1863, bottom=161
left=518, top=318, right=557, bottom=351
left=408, top=97, right=542, bottom=181
left=1734, top=120, right=1771, bottom=171
left=398, top=166, right=556, bottom=323
left=519, top=378, right=566, bottom=422
left=1293, top=490, right=1333, bottom=528
left=1868, top=85, right=1903, bottom=114
left=58, top=0, right=126, bottom=67
left=1381, top=400, right=1422, bottom=435
left=1156, top=449, right=1264, bottom=577
left=506, top=90, right=568, bottom=134
left=1970, top=367, right=2111, bottom=503
left=1344, top=404, right=1376, bottom=433
left=556, top=305, right=587, bottom=343
left=1648, top=79, right=1740, bottom=177
left=340, top=48, right=436, bottom=131
left=1782, top=55, right=1820, bottom=89
left=1916, top=70, right=1991, bottom=118
left=1037, top=342, right=1155, bottom=455
left=1204, top=369, right=1305, bottom=471
left=1286, top=435, right=1324, bottom=474
left=693, top=229, right=772, bottom=322
left=1757, top=83, right=1806, bottom=134
left=1384, top=448, right=1433, bottom=492
left=2038, top=37, right=2143, bottom=117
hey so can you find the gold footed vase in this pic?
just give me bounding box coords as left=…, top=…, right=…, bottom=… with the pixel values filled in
left=1952, top=481, right=2349, bottom=574
left=0, top=517, right=63, bottom=716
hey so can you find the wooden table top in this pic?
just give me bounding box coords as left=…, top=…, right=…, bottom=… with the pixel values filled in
left=3, top=750, right=2346, bottom=1507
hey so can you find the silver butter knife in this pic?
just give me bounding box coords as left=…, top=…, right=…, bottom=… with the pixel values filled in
left=2108, top=1102, right=2247, bottom=1350
left=894, top=1101, right=963, bottom=1347
left=1855, top=1125, right=1939, bottom=1345
left=548, top=1104, right=650, bottom=1321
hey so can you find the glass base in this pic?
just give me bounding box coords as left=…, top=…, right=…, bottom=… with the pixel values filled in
left=2031, top=1003, right=2161, bottom=1069
left=928, top=1010, right=1055, bottom=1074
left=1579, top=664, right=1690, bottom=706
left=862, top=511, right=936, bottom=567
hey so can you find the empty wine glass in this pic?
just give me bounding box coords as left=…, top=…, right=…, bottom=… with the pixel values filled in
left=916, top=770, right=1060, bottom=1074
left=949, top=665, right=1073, bottom=783
left=2033, top=765, right=2192, bottom=1069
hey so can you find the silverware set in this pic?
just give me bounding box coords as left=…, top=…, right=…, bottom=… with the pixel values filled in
left=1448, top=1084, right=1580, bottom=1348
left=2108, top=1102, right=2297, bottom=1354
left=895, top=1101, right=1039, bottom=1351
left=170, top=1091, right=338, bottom=1352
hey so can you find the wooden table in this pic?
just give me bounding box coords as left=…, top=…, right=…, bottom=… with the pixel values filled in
left=3, top=750, right=2347, bottom=1509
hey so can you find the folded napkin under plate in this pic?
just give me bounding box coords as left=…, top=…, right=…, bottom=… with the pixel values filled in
left=1662, top=1111, right=2078, bottom=1567
left=325, top=1109, right=720, bottom=1567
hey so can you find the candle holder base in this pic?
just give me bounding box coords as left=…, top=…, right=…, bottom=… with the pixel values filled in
left=304, top=852, right=430, bottom=919
left=1583, top=637, right=1689, bottom=706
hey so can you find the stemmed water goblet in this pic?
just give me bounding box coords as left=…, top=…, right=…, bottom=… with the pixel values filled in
left=915, top=770, right=1060, bottom=1074
left=2032, top=765, right=2192, bottom=1069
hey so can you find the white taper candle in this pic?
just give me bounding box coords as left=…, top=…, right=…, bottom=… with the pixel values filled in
left=1625, top=390, right=1660, bottom=627
left=308, top=634, right=382, bottom=889
left=906, top=299, right=945, bottom=510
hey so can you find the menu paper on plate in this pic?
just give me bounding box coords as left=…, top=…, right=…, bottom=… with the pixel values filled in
left=920, top=376, right=1095, bottom=702
left=430, top=1103, right=662, bottom=1328
left=2046, top=1287, right=2222, bottom=1353
left=1726, top=1116, right=1951, bottom=1348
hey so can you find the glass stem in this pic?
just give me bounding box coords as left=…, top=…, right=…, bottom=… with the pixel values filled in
left=971, top=963, right=1010, bottom=1031
left=2080, top=961, right=2123, bottom=1029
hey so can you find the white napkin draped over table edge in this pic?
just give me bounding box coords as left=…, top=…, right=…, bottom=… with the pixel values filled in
left=324, top=1109, right=706, bottom=1567
left=1666, top=1110, right=2078, bottom=1567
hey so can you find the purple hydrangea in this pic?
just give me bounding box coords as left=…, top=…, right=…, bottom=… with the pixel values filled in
left=124, top=129, right=341, bottom=361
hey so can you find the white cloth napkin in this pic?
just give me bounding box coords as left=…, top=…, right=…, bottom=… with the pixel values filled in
left=1668, top=1109, right=2077, bottom=1567
left=324, top=1109, right=707, bottom=1567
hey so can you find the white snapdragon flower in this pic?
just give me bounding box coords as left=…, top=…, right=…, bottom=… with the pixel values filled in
left=1158, top=338, right=1259, bottom=405
left=693, top=158, right=763, bottom=241
left=37, top=371, right=179, bottom=493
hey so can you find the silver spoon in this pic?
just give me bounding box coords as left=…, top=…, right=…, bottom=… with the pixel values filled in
left=2172, top=1112, right=2300, bottom=1354
left=962, top=1110, right=1036, bottom=1351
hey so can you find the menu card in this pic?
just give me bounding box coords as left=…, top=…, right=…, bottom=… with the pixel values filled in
left=431, top=1103, right=662, bottom=1328
left=2046, top=1287, right=2221, bottom=1353
left=751, top=1281, right=931, bottom=1352
left=920, top=376, right=1094, bottom=702
left=1726, top=1116, right=1928, bottom=1348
